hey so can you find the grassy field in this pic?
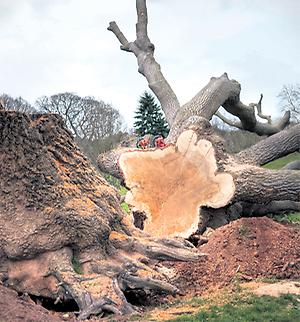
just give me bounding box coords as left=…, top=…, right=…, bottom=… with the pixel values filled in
left=272, top=212, right=300, bottom=223
left=167, top=293, right=300, bottom=322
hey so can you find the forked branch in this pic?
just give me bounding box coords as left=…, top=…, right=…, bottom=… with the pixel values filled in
left=108, top=0, right=180, bottom=125
left=251, top=94, right=271, bottom=123
left=222, top=94, right=290, bottom=136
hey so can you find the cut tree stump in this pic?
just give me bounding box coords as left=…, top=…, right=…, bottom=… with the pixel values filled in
left=119, top=130, right=234, bottom=237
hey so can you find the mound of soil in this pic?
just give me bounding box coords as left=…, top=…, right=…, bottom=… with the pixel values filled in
left=170, top=217, right=300, bottom=296
left=0, top=285, right=64, bottom=322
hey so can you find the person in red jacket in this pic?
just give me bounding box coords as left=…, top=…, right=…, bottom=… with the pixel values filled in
left=136, top=134, right=166, bottom=149
left=152, top=135, right=166, bottom=148
left=136, top=135, right=151, bottom=149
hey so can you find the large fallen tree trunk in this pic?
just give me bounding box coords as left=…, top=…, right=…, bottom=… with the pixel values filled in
left=99, top=0, right=300, bottom=236
left=0, top=111, right=201, bottom=319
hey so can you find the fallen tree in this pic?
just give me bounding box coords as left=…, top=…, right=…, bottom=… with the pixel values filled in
left=98, top=0, right=300, bottom=236
left=0, top=111, right=202, bottom=319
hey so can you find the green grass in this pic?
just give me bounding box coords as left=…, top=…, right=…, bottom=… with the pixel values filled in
left=119, top=186, right=128, bottom=196
left=101, top=172, right=123, bottom=190
left=168, top=294, right=300, bottom=322
left=100, top=172, right=131, bottom=213
left=121, top=201, right=130, bottom=213
left=272, top=212, right=300, bottom=224
left=263, top=152, right=300, bottom=170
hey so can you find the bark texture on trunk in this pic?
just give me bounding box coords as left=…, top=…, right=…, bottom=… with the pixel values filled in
left=232, top=167, right=300, bottom=203
left=236, top=124, right=300, bottom=166
left=0, top=111, right=200, bottom=319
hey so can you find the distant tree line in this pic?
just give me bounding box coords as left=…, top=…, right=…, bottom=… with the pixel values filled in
left=1, top=83, right=298, bottom=162
left=278, top=84, right=300, bottom=123
left=0, top=92, right=125, bottom=165
left=0, top=94, right=36, bottom=113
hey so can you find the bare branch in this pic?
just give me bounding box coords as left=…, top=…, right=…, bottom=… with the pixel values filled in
left=136, top=0, right=148, bottom=40
left=107, top=22, right=132, bottom=52
left=108, top=0, right=180, bottom=125
left=222, top=97, right=290, bottom=136
left=233, top=167, right=300, bottom=203
left=251, top=94, right=271, bottom=124
left=278, top=84, right=300, bottom=123
left=215, top=111, right=243, bottom=129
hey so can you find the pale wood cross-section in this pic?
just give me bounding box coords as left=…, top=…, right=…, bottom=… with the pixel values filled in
left=119, top=130, right=235, bottom=238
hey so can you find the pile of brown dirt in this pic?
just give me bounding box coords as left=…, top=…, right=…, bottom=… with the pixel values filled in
left=0, top=285, right=66, bottom=322
left=170, top=217, right=300, bottom=296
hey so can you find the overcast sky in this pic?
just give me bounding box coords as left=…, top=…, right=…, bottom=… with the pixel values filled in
left=0, top=0, right=299, bottom=127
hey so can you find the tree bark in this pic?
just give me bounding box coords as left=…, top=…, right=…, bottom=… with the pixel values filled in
left=235, top=201, right=300, bottom=217
left=104, top=0, right=298, bottom=234
left=236, top=124, right=300, bottom=166
left=0, top=111, right=200, bottom=319
left=102, top=0, right=299, bottom=237
left=231, top=166, right=300, bottom=203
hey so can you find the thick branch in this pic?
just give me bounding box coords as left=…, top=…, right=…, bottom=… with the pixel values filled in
left=237, top=200, right=300, bottom=216
left=168, top=73, right=241, bottom=140
left=233, top=167, right=300, bottom=203
left=222, top=97, right=290, bottom=136
left=108, top=1, right=180, bottom=125
left=167, top=74, right=289, bottom=140
left=136, top=0, right=148, bottom=40
left=236, top=123, right=300, bottom=166
left=282, top=160, right=300, bottom=170
left=107, top=22, right=130, bottom=51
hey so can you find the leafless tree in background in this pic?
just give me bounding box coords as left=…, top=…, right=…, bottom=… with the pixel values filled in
left=278, top=84, right=300, bottom=123
left=0, top=94, right=36, bottom=113
left=76, top=96, right=123, bottom=140
left=36, top=92, right=83, bottom=136
left=36, top=92, right=125, bottom=164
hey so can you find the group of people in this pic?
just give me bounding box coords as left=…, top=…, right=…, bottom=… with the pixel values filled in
left=136, top=134, right=166, bottom=149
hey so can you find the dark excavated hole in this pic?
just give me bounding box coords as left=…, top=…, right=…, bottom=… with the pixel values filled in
left=132, top=210, right=147, bottom=230
left=124, top=289, right=169, bottom=307
left=20, top=293, right=79, bottom=312
left=124, top=289, right=148, bottom=306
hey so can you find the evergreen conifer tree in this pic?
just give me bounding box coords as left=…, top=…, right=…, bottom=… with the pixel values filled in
left=134, top=91, right=169, bottom=137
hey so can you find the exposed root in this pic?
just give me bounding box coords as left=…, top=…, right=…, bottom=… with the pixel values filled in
left=4, top=230, right=202, bottom=320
